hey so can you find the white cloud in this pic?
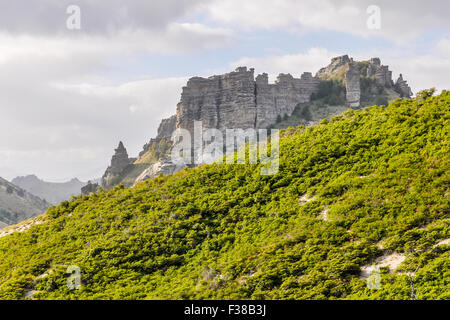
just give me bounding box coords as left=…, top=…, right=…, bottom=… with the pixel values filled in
left=0, top=68, right=188, bottom=181
left=52, top=77, right=188, bottom=122
left=0, top=3, right=234, bottom=183
left=205, top=0, right=450, bottom=44
left=0, top=23, right=233, bottom=64
left=0, top=0, right=206, bottom=34
left=436, top=38, right=450, bottom=56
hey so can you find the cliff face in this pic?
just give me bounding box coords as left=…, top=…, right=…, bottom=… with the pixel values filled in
left=176, top=56, right=412, bottom=137
left=345, top=62, right=361, bottom=107
left=102, top=55, right=414, bottom=187
left=101, top=141, right=135, bottom=188
left=255, top=72, right=320, bottom=127
left=176, top=67, right=321, bottom=136
left=366, top=58, right=393, bottom=87
left=176, top=67, right=258, bottom=137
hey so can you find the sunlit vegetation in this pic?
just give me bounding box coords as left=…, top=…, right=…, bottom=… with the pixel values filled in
left=0, top=90, right=448, bottom=300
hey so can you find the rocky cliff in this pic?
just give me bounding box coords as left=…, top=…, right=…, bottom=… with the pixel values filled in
left=101, top=55, right=413, bottom=187
left=176, top=67, right=258, bottom=137
left=101, top=141, right=136, bottom=188
left=176, top=66, right=321, bottom=137
left=345, top=62, right=361, bottom=107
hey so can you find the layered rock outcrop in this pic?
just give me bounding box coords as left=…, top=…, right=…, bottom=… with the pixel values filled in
left=176, top=67, right=258, bottom=137
left=316, top=55, right=352, bottom=79
left=255, top=71, right=320, bottom=127
left=176, top=66, right=321, bottom=137
left=365, top=57, right=394, bottom=87
left=395, top=74, right=413, bottom=98
left=103, top=55, right=414, bottom=187
left=345, top=62, right=361, bottom=107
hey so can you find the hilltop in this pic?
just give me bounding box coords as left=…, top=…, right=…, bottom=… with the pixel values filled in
left=100, top=55, right=413, bottom=189
left=0, top=89, right=448, bottom=300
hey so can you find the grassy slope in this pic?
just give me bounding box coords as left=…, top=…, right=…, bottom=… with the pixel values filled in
left=0, top=90, right=448, bottom=300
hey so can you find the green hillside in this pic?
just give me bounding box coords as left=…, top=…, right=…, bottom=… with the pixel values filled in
left=0, top=89, right=448, bottom=300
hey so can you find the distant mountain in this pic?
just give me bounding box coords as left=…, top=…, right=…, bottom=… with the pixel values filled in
left=12, top=175, right=87, bottom=205
left=0, top=177, right=50, bottom=227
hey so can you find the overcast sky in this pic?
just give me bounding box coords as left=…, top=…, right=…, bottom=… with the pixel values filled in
left=0, top=0, right=449, bottom=182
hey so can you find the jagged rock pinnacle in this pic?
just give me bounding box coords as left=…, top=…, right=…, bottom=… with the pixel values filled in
left=101, top=141, right=133, bottom=188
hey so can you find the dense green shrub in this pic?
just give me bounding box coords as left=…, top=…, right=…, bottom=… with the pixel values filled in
left=0, top=90, right=448, bottom=300
left=311, top=80, right=346, bottom=105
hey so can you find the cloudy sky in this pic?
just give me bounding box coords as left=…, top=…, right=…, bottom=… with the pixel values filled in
left=0, top=0, right=449, bottom=182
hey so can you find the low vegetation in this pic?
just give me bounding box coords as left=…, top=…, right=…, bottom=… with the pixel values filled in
left=0, top=90, right=448, bottom=300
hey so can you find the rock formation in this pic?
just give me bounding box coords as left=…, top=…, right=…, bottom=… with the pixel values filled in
left=81, top=181, right=99, bottom=195
left=316, top=55, right=352, bottom=79
left=345, top=62, right=361, bottom=107
left=395, top=74, right=413, bottom=98
left=365, top=57, right=394, bottom=87
left=102, top=55, right=414, bottom=187
left=176, top=67, right=258, bottom=138
left=255, top=71, right=320, bottom=127
left=176, top=66, right=321, bottom=137
left=317, top=55, right=412, bottom=107
left=101, top=141, right=135, bottom=188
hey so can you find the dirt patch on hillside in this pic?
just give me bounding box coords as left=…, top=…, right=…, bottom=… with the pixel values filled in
left=0, top=217, right=44, bottom=238
left=360, top=252, right=406, bottom=279
left=433, top=238, right=450, bottom=247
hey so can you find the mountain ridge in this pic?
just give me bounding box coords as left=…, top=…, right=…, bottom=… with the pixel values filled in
left=100, top=55, right=413, bottom=189
left=0, top=89, right=447, bottom=300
